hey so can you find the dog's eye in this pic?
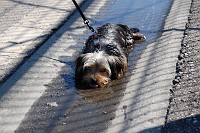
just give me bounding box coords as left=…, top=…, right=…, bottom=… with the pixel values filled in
left=85, top=66, right=95, bottom=72
left=84, top=66, right=91, bottom=70
left=100, top=68, right=107, bottom=73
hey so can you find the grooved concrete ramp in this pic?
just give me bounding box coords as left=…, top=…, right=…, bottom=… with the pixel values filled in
left=0, top=0, right=83, bottom=84
left=0, top=0, right=193, bottom=132
left=106, top=0, right=191, bottom=132
left=0, top=0, right=107, bottom=132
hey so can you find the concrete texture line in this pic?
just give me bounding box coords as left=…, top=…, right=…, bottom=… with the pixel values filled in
left=7, top=0, right=70, bottom=12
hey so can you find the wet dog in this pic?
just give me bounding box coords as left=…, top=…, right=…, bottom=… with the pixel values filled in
left=75, top=23, right=145, bottom=89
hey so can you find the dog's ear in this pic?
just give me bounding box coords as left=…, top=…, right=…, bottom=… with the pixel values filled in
left=107, top=56, right=127, bottom=79
left=75, top=55, right=85, bottom=80
left=130, top=28, right=140, bottom=33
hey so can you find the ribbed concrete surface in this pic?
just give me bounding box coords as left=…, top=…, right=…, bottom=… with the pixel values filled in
left=0, top=0, right=88, bottom=132
left=0, top=0, right=83, bottom=84
left=106, top=0, right=191, bottom=132
left=0, top=0, right=192, bottom=132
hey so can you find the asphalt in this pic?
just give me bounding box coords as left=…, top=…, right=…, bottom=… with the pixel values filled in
left=0, top=0, right=199, bottom=133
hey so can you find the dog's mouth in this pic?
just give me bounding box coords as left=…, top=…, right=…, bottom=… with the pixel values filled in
left=89, top=83, right=100, bottom=89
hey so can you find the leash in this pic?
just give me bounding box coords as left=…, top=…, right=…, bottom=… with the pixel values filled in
left=72, top=0, right=95, bottom=32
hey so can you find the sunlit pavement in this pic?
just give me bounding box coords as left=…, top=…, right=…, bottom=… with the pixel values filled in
left=0, top=0, right=198, bottom=132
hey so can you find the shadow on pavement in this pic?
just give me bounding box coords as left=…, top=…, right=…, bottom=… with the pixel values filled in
left=8, top=0, right=68, bottom=11
left=13, top=0, right=184, bottom=133
left=139, top=114, right=200, bottom=133
left=0, top=0, right=92, bottom=98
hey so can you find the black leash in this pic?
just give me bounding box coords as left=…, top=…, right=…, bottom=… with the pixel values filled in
left=72, top=0, right=95, bottom=32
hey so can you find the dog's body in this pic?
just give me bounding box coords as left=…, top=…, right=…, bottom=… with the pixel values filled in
left=75, top=23, right=145, bottom=89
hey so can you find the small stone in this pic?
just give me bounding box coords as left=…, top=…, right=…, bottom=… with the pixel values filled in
left=175, top=74, right=181, bottom=79
left=182, top=43, right=188, bottom=47
left=176, top=84, right=181, bottom=89
left=103, top=111, right=107, bottom=114
left=188, top=61, right=194, bottom=64
left=188, top=77, right=193, bottom=80
left=170, top=89, right=174, bottom=94
left=123, top=105, right=127, bottom=109
left=178, top=54, right=184, bottom=60
left=177, top=73, right=182, bottom=77
left=189, top=64, right=194, bottom=67
left=184, top=53, right=189, bottom=57
left=189, top=69, right=195, bottom=72
left=179, top=71, right=184, bottom=75
left=148, top=119, right=154, bottom=123
left=180, top=49, right=186, bottom=53
left=190, top=66, right=195, bottom=69
left=173, top=79, right=180, bottom=84
left=47, top=102, right=58, bottom=107
left=178, top=59, right=183, bottom=64
left=184, top=32, right=188, bottom=36
left=110, top=117, right=114, bottom=120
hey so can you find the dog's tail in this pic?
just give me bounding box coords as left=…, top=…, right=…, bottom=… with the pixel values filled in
left=130, top=28, right=140, bottom=33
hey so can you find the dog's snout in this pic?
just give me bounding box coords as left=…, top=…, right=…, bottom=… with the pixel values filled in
left=104, top=78, right=109, bottom=85
left=91, top=77, right=97, bottom=83
left=89, top=77, right=99, bottom=89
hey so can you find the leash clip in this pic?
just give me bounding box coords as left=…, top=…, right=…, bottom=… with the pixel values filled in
left=84, top=20, right=89, bottom=24
left=72, top=0, right=95, bottom=33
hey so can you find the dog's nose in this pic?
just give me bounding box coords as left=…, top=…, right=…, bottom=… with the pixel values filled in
left=103, top=78, right=109, bottom=85
left=89, top=78, right=99, bottom=88
left=91, top=77, right=97, bottom=83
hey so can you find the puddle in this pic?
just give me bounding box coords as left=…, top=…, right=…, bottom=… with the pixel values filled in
left=92, top=0, right=173, bottom=43
left=59, top=0, right=174, bottom=132
left=16, top=0, right=174, bottom=132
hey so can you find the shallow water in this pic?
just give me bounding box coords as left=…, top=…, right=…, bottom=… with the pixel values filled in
left=78, top=0, right=173, bottom=101
left=92, top=0, right=173, bottom=43
left=63, top=0, right=174, bottom=132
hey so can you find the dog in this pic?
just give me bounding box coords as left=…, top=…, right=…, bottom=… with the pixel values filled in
left=75, top=23, right=146, bottom=89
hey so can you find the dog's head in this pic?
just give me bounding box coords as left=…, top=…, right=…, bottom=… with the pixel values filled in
left=75, top=51, right=127, bottom=89
left=75, top=52, right=111, bottom=89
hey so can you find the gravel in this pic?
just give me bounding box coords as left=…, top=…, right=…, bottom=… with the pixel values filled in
left=163, top=0, right=200, bottom=132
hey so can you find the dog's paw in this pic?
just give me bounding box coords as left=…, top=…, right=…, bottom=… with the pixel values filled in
left=133, top=33, right=146, bottom=40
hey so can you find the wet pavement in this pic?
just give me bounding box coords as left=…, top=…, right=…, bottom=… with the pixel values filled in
left=15, top=0, right=174, bottom=132
left=0, top=0, right=198, bottom=132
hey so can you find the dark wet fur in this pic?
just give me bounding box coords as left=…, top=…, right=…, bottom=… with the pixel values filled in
left=75, top=23, right=145, bottom=89
left=83, top=23, right=140, bottom=55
